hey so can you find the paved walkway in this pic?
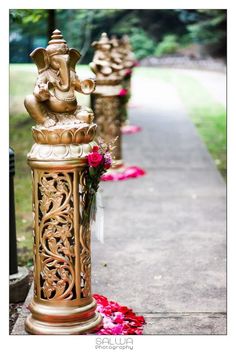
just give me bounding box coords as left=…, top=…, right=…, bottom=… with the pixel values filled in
left=12, top=70, right=226, bottom=335
left=92, top=71, right=226, bottom=334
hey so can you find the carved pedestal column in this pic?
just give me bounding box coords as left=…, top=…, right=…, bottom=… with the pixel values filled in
left=119, top=36, right=136, bottom=127
left=91, top=81, right=123, bottom=168
left=24, top=29, right=102, bottom=334
left=25, top=133, right=102, bottom=335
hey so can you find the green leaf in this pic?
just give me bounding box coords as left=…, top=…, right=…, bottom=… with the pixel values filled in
left=89, top=167, right=95, bottom=176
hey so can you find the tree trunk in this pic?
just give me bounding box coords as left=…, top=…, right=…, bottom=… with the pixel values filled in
left=47, top=10, right=56, bottom=39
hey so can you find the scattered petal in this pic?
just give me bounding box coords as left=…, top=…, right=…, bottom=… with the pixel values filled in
left=101, top=166, right=146, bottom=182
left=121, top=125, right=142, bottom=135
left=93, top=293, right=145, bottom=335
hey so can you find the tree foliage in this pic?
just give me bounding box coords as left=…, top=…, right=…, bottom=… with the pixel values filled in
left=155, top=35, right=179, bottom=57
left=186, top=10, right=226, bottom=57
left=9, top=9, right=226, bottom=63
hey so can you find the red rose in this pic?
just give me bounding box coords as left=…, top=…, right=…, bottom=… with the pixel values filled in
left=92, top=145, right=99, bottom=152
left=87, top=152, right=103, bottom=167
left=125, top=69, right=132, bottom=76
left=119, top=88, right=128, bottom=96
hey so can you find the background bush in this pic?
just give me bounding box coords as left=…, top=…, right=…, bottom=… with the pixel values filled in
left=10, top=9, right=226, bottom=63
left=155, top=35, right=179, bottom=56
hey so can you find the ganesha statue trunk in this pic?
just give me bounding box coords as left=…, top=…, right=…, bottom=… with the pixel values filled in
left=24, top=29, right=102, bottom=335
left=90, top=33, right=124, bottom=169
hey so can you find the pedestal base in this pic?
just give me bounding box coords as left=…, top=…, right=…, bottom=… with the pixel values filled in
left=25, top=298, right=103, bottom=335
left=25, top=312, right=102, bottom=335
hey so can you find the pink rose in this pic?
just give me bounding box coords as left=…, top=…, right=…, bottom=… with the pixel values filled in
left=119, top=88, right=128, bottom=96
left=87, top=152, right=103, bottom=167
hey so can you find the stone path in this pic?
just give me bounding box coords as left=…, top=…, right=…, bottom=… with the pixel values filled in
left=92, top=71, right=226, bottom=334
left=12, top=70, right=226, bottom=335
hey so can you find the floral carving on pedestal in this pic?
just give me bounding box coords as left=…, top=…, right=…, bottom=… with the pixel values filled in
left=37, top=172, right=75, bottom=300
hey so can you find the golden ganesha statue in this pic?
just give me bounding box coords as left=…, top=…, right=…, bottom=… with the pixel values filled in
left=89, top=32, right=123, bottom=81
left=25, top=29, right=95, bottom=129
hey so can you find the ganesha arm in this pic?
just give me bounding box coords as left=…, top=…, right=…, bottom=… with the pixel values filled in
left=74, top=74, right=96, bottom=95
left=90, top=51, right=111, bottom=68
left=24, top=75, right=53, bottom=126
left=72, top=75, right=95, bottom=124
left=110, top=53, right=123, bottom=65
left=110, top=62, right=123, bottom=71
left=92, top=58, right=111, bottom=67
left=33, top=75, right=51, bottom=101
left=89, top=55, right=112, bottom=75
left=90, top=54, right=123, bottom=75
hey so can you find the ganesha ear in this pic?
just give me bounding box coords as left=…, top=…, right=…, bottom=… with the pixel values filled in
left=91, top=40, right=98, bottom=48
left=69, top=48, right=81, bottom=71
left=30, top=48, right=49, bottom=73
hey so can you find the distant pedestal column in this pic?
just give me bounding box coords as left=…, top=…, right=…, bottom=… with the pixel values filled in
left=91, top=80, right=123, bottom=169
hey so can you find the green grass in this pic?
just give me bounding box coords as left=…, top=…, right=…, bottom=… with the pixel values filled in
left=173, top=73, right=226, bottom=179
left=10, top=65, right=226, bottom=264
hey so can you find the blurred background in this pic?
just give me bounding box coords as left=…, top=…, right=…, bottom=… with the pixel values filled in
left=10, top=9, right=226, bottom=63
left=9, top=9, right=226, bottom=266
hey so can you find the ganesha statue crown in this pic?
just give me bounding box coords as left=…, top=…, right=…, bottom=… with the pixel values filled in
left=25, top=29, right=97, bottom=154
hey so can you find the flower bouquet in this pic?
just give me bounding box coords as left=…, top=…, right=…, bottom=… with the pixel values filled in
left=82, top=138, right=114, bottom=226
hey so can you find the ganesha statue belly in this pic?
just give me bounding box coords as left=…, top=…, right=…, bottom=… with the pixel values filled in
left=25, top=29, right=96, bottom=148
